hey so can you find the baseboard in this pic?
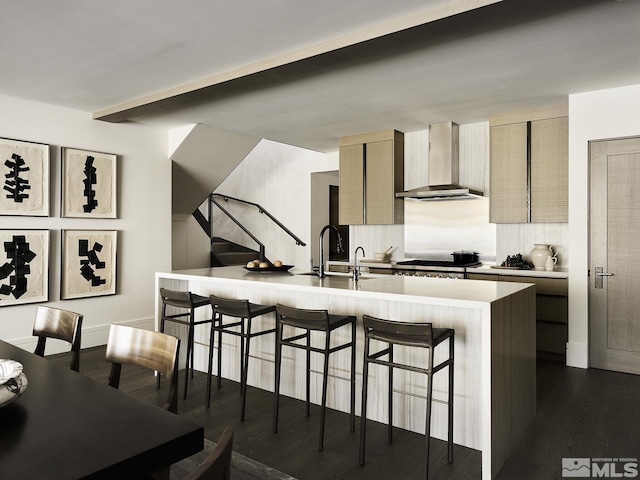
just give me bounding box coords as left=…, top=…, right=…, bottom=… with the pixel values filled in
left=11, top=317, right=155, bottom=355
left=566, top=341, right=588, bottom=369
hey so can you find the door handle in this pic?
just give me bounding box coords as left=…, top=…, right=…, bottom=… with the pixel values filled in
left=595, top=266, right=613, bottom=289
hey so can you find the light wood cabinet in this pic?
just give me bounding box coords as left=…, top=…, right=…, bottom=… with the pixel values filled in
left=489, top=105, right=568, bottom=223
left=338, top=130, right=404, bottom=225
left=467, top=272, right=568, bottom=360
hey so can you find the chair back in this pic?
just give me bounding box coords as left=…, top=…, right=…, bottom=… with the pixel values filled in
left=362, top=315, right=434, bottom=348
left=33, top=306, right=83, bottom=371
left=160, top=287, right=195, bottom=309
left=276, top=304, right=330, bottom=331
left=184, top=426, right=234, bottom=480
left=105, top=324, right=180, bottom=413
left=209, top=295, right=250, bottom=318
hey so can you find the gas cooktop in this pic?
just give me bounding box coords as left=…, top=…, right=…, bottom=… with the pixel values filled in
left=396, top=259, right=482, bottom=268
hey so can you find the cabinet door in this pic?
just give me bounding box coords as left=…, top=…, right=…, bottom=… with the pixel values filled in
left=365, top=140, right=395, bottom=224
left=339, top=144, right=364, bottom=225
left=530, top=117, right=568, bottom=222
left=490, top=123, right=528, bottom=223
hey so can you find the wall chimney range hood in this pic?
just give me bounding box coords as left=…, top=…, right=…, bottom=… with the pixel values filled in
left=396, top=122, right=483, bottom=200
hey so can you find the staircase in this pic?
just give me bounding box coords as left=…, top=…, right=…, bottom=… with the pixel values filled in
left=211, top=237, right=262, bottom=267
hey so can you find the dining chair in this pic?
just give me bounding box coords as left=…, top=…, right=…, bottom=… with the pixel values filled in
left=183, top=426, right=234, bottom=480
left=105, top=324, right=180, bottom=414
left=33, top=305, right=83, bottom=372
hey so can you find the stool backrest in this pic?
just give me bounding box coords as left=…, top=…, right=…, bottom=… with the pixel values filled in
left=209, top=295, right=251, bottom=318
left=276, top=304, right=330, bottom=331
left=105, top=324, right=180, bottom=413
left=33, top=306, right=83, bottom=372
left=363, top=315, right=434, bottom=348
left=160, top=287, right=194, bottom=309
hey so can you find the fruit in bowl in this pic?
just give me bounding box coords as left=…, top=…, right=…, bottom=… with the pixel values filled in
left=500, top=254, right=532, bottom=269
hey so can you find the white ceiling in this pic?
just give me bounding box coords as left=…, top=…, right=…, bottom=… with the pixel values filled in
left=1, top=0, right=639, bottom=152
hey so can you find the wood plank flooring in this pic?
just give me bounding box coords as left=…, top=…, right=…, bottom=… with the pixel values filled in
left=48, top=347, right=640, bottom=480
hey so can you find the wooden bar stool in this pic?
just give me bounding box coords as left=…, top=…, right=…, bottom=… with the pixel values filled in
left=359, top=314, right=454, bottom=480
left=159, top=287, right=211, bottom=400
left=207, top=294, right=276, bottom=420
left=273, top=304, right=356, bottom=452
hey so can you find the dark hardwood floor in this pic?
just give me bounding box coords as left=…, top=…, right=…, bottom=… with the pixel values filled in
left=48, top=347, right=640, bottom=480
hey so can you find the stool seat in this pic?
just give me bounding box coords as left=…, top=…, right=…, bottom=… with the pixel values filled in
left=207, top=295, right=276, bottom=420
left=273, top=304, right=357, bottom=452
left=359, top=315, right=455, bottom=480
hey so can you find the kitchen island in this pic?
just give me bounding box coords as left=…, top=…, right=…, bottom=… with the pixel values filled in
left=155, top=266, right=536, bottom=480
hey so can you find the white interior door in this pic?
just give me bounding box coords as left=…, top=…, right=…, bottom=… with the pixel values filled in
left=590, top=136, right=640, bottom=374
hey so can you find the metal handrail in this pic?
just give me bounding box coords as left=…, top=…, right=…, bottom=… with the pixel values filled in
left=210, top=196, right=266, bottom=260
left=211, top=193, right=306, bottom=246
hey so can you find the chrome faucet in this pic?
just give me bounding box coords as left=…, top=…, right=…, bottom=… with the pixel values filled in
left=317, top=224, right=343, bottom=278
left=353, top=246, right=365, bottom=282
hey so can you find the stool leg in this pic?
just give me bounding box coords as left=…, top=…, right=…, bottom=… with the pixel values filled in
left=306, top=330, right=311, bottom=417
left=424, top=347, right=435, bottom=480
left=319, top=330, right=331, bottom=452
left=157, top=307, right=167, bottom=389
left=206, top=315, right=216, bottom=408
left=388, top=344, right=394, bottom=444
left=240, top=318, right=246, bottom=395
left=241, top=318, right=252, bottom=421
left=359, top=335, right=371, bottom=466
left=183, top=315, right=195, bottom=400
left=350, top=320, right=356, bottom=433
left=448, top=336, right=454, bottom=463
left=217, top=316, right=223, bottom=389
left=273, top=321, right=283, bottom=434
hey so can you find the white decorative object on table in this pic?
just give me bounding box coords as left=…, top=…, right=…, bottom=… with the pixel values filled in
left=529, top=244, right=556, bottom=271
left=0, top=359, right=28, bottom=407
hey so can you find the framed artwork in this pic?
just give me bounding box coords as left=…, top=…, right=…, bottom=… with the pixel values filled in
left=61, top=147, right=117, bottom=218
left=0, top=138, right=50, bottom=216
left=0, top=230, right=49, bottom=307
left=61, top=230, right=117, bottom=300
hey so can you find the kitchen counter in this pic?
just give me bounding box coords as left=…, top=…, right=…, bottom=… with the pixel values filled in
left=155, top=266, right=536, bottom=480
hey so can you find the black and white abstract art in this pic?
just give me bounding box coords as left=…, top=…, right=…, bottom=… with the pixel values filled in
left=61, top=230, right=117, bottom=300
left=0, top=230, right=49, bottom=306
left=61, top=148, right=117, bottom=218
left=0, top=138, right=50, bottom=216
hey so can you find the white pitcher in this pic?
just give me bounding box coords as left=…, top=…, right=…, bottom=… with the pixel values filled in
left=545, top=255, right=557, bottom=271
left=530, top=244, right=556, bottom=271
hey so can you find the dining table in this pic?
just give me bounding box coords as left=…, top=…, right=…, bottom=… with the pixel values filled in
left=0, top=339, right=204, bottom=479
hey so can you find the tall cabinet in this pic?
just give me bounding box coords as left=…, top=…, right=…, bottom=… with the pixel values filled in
left=489, top=105, right=568, bottom=223
left=339, top=130, right=404, bottom=225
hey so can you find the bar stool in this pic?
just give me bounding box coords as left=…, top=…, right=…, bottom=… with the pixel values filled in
left=158, top=287, right=211, bottom=399
left=358, top=314, right=454, bottom=480
left=273, top=304, right=357, bottom=452
left=206, top=294, right=276, bottom=420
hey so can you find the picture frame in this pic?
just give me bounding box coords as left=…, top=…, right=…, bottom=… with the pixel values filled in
left=0, top=229, right=49, bottom=307
left=61, top=230, right=117, bottom=300
left=61, top=147, right=117, bottom=218
left=0, top=138, right=50, bottom=216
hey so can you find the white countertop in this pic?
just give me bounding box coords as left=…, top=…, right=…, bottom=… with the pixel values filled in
left=161, top=266, right=535, bottom=308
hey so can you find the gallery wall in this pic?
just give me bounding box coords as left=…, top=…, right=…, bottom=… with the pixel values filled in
left=0, top=93, right=170, bottom=353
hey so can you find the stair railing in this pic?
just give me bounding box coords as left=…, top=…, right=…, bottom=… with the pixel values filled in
left=210, top=193, right=306, bottom=247
left=194, top=193, right=306, bottom=264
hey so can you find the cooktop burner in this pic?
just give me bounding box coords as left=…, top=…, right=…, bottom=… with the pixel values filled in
left=396, top=259, right=482, bottom=268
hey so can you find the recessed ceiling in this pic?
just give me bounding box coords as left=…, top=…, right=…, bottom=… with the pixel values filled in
left=1, top=0, right=638, bottom=152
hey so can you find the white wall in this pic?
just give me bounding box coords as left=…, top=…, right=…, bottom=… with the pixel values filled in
left=0, top=94, right=170, bottom=353
left=567, top=84, right=640, bottom=368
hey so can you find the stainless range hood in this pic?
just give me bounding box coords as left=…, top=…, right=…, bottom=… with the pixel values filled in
left=396, top=122, right=483, bottom=200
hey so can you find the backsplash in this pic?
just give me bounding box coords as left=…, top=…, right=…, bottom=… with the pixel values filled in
left=496, top=223, right=568, bottom=267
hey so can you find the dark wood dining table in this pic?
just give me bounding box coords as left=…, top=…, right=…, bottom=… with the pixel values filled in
left=0, top=339, right=204, bottom=479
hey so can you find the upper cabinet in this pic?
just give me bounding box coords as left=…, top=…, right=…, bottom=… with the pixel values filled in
left=489, top=105, right=568, bottom=223
left=339, top=130, right=404, bottom=225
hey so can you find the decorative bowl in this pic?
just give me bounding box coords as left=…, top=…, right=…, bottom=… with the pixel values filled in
left=0, top=359, right=23, bottom=384
left=0, top=372, right=28, bottom=407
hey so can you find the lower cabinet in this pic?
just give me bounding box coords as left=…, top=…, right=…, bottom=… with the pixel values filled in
left=467, top=273, right=568, bottom=361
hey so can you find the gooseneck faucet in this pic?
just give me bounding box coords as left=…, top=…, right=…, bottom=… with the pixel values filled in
left=353, top=246, right=365, bottom=282
left=318, top=224, right=343, bottom=278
